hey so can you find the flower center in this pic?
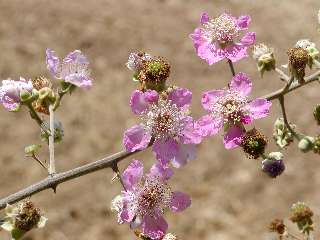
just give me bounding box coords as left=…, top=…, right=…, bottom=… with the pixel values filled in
left=136, top=177, right=172, bottom=218
left=203, top=14, right=239, bottom=45
left=142, top=99, right=185, bottom=140
left=212, top=91, right=248, bottom=124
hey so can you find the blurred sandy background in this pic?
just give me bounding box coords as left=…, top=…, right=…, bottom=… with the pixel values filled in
left=0, top=0, right=319, bottom=239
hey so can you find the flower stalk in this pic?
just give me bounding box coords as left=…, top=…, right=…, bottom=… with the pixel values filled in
left=48, top=104, right=55, bottom=175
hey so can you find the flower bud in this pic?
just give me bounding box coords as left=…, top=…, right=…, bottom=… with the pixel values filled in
left=241, top=128, right=267, bottom=159
left=298, top=136, right=315, bottom=153
left=138, top=57, right=171, bottom=92
left=19, top=90, right=32, bottom=102
left=252, top=43, right=276, bottom=77
left=273, top=117, right=295, bottom=149
left=290, top=202, right=314, bottom=235
left=24, top=144, right=42, bottom=156
left=262, top=152, right=285, bottom=178
left=313, top=104, right=320, bottom=125
left=269, top=219, right=286, bottom=235
left=287, top=47, right=309, bottom=83
left=313, top=136, right=320, bottom=154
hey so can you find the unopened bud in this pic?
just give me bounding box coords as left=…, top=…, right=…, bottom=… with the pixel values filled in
left=273, top=117, right=295, bottom=149
left=298, top=136, right=315, bottom=153
left=20, top=90, right=32, bottom=102
left=24, top=144, right=42, bottom=156
left=252, top=43, right=276, bottom=77
left=262, top=152, right=285, bottom=178
left=313, top=136, right=320, bottom=154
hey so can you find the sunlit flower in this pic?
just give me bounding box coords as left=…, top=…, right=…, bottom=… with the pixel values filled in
left=113, top=160, right=191, bottom=239
left=123, top=88, right=201, bottom=167
left=190, top=12, right=255, bottom=64
left=197, top=72, right=271, bottom=149
left=46, top=49, right=92, bottom=89
left=0, top=78, right=33, bottom=111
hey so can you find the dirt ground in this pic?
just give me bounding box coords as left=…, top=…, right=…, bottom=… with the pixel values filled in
left=0, top=0, right=320, bottom=239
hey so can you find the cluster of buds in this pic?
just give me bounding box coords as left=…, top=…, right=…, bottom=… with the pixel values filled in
left=0, top=201, right=47, bottom=240
left=262, top=152, right=285, bottom=178
left=290, top=202, right=314, bottom=235
left=295, top=39, right=319, bottom=69
left=273, top=118, right=295, bottom=149
left=252, top=43, right=276, bottom=77
left=127, top=52, right=171, bottom=92
left=241, top=128, right=267, bottom=159
left=287, top=47, right=309, bottom=83
left=31, top=76, right=55, bottom=114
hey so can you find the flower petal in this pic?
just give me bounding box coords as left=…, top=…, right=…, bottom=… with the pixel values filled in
left=123, top=125, right=151, bottom=152
left=64, top=74, right=92, bottom=90
left=63, top=50, right=89, bottom=65
left=248, top=98, right=272, bottom=120
left=171, top=143, right=197, bottom=168
left=224, top=44, right=248, bottom=62
left=180, top=116, right=202, bottom=144
left=141, top=214, right=168, bottom=240
left=149, top=163, right=173, bottom=181
left=195, top=114, right=223, bottom=137
left=119, top=191, right=136, bottom=223
left=223, top=125, right=245, bottom=149
left=46, top=48, right=60, bottom=76
left=152, top=138, right=178, bottom=165
left=168, top=88, right=192, bottom=108
left=201, top=90, right=225, bottom=111
left=170, top=191, right=191, bottom=213
left=122, top=160, right=144, bottom=190
left=130, top=90, right=158, bottom=115
left=237, top=15, right=251, bottom=29
left=200, top=12, right=210, bottom=24
left=229, top=72, right=252, bottom=96
left=240, top=32, right=256, bottom=46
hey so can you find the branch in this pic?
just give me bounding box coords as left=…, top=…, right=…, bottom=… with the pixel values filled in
left=0, top=70, right=319, bottom=210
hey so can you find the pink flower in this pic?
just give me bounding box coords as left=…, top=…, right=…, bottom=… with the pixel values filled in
left=123, top=88, right=202, bottom=167
left=46, top=49, right=92, bottom=90
left=116, top=160, right=191, bottom=239
left=198, top=72, right=271, bottom=149
left=190, top=12, right=256, bottom=64
left=0, top=77, right=33, bottom=111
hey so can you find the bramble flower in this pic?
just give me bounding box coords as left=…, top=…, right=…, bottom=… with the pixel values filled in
left=0, top=78, right=33, bottom=111
left=46, top=48, right=92, bottom=90
left=262, top=152, right=285, bottom=178
left=190, top=12, right=256, bottom=64
left=113, top=160, right=191, bottom=239
left=252, top=43, right=275, bottom=76
left=123, top=88, right=201, bottom=167
left=1, top=201, right=47, bottom=240
left=197, top=72, right=271, bottom=149
left=273, top=117, right=295, bottom=149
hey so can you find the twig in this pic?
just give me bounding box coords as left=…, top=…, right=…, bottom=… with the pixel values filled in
left=27, top=154, right=47, bottom=170
left=227, top=59, right=236, bottom=76
left=111, top=163, right=127, bottom=191
left=48, top=105, right=55, bottom=175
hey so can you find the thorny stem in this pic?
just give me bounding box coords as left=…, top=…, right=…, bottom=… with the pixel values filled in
left=227, top=59, right=236, bottom=76
left=279, top=95, right=301, bottom=141
left=48, top=105, right=56, bottom=175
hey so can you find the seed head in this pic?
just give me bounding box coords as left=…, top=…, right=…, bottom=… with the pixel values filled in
left=14, top=201, right=41, bottom=232
left=269, top=219, right=286, bottom=235
left=287, top=47, right=309, bottom=83
left=241, top=128, right=267, bottom=159
left=32, top=76, right=52, bottom=90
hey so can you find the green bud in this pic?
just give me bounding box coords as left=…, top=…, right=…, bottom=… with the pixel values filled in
left=313, top=104, right=320, bottom=125
left=252, top=44, right=275, bottom=77
left=38, top=87, right=55, bottom=103
left=24, top=144, right=42, bottom=156
left=298, top=136, right=315, bottom=153
left=20, top=90, right=32, bottom=102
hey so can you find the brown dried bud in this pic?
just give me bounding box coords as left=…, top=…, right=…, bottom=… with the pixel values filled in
left=14, top=201, right=41, bottom=232
left=32, top=101, right=49, bottom=114
left=241, top=128, right=267, bottom=159
left=139, top=57, right=170, bottom=92
left=32, top=76, right=52, bottom=90
left=269, top=219, right=286, bottom=235
left=287, top=47, right=309, bottom=83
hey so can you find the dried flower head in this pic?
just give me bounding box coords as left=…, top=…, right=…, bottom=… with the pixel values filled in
left=273, top=117, right=295, bottom=149
left=262, top=152, right=285, bottom=178
left=290, top=202, right=314, bottom=235
left=269, top=219, right=286, bottom=235
left=313, top=104, right=320, bottom=125
left=31, top=76, right=52, bottom=91
left=139, top=57, right=171, bottom=92
left=241, top=128, right=267, bottom=159
left=287, top=47, right=309, bottom=83
left=252, top=43, right=275, bottom=77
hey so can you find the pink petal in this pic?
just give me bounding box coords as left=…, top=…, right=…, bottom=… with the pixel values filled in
left=195, top=115, right=223, bottom=137
left=130, top=90, right=158, bottom=115
left=122, top=160, right=144, bottom=190
left=168, top=87, right=192, bottom=108
left=141, top=214, right=168, bottom=240
left=201, top=90, right=225, bottom=111
left=198, top=42, right=226, bottom=65
left=180, top=116, right=202, bottom=144
left=200, top=12, right=210, bottom=24
left=63, top=49, right=89, bottom=65
left=149, top=163, right=173, bottom=181
left=46, top=48, right=60, bottom=76
left=237, top=15, right=251, bottom=29
left=171, top=144, right=197, bottom=168
left=224, top=44, right=248, bottom=62
left=223, top=125, right=245, bottom=149
left=240, top=32, right=256, bottom=46
left=119, top=191, right=136, bottom=223
left=152, top=138, right=178, bottom=165
left=248, top=98, right=272, bottom=120
left=229, top=72, right=252, bottom=96
left=170, top=191, right=191, bottom=213
left=123, top=124, right=151, bottom=152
